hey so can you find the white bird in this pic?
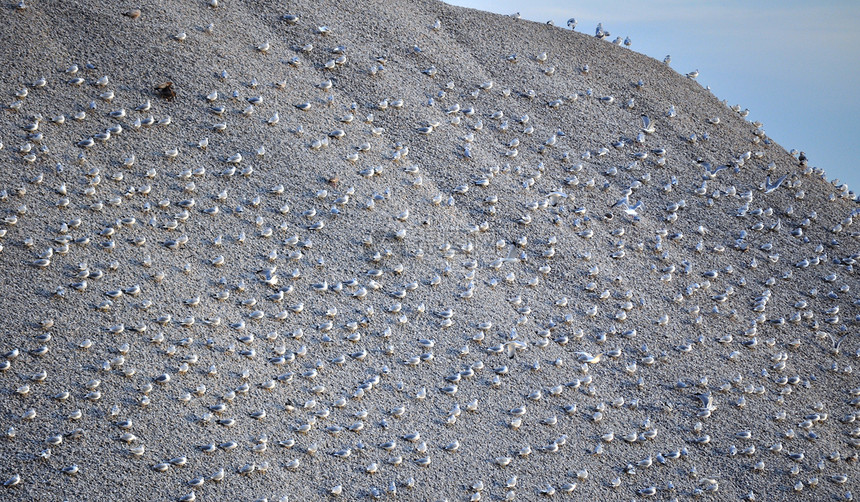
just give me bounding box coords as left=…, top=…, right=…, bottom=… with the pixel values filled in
left=764, top=174, right=788, bottom=194
left=622, top=200, right=644, bottom=217
left=574, top=352, right=603, bottom=364
left=641, top=115, right=655, bottom=134
left=567, top=18, right=577, bottom=30
left=686, top=69, right=699, bottom=79
left=503, top=340, right=528, bottom=358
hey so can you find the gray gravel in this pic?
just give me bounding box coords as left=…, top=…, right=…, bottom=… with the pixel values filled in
left=0, top=0, right=858, bottom=500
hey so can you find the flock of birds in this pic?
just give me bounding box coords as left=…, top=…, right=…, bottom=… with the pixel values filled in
left=0, top=0, right=858, bottom=500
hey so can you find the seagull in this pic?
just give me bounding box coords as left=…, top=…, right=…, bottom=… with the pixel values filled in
left=694, top=392, right=716, bottom=411
left=700, top=161, right=727, bottom=178
left=764, top=174, right=788, bottom=194
left=503, top=340, right=528, bottom=358
left=622, top=200, right=644, bottom=218
left=641, top=115, right=655, bottom=134
left=574, top=352, right=603, bottom=364
left=595, top=23, right=607, bottom=39
left=663, top=55, right=671, bottom=64
left=502, top=245, right=520, bottom=265
left=686, top=69, right=699, bottom=79
left=567, top=18, right=577, bottom=30
left=611, top=187, right=633, bottom=208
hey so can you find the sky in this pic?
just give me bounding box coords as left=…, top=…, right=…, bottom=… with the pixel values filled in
left=445, top=0, right=860, bottom=193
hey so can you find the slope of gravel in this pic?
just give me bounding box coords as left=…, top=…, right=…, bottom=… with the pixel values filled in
left=0, top=0, right=857, bottom=500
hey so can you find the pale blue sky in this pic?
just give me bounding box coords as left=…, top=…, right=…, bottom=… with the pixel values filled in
left=446, top=0, right=860, bottom=193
